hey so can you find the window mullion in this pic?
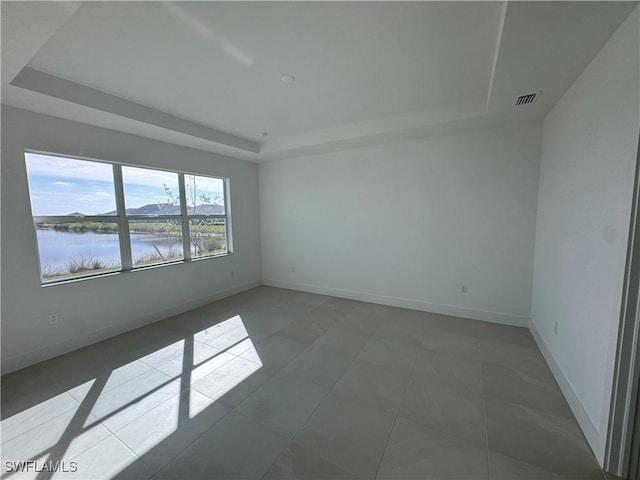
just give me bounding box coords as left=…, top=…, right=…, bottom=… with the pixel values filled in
left=178, top=173, right=191, bottom=261
left=224, top=178, right=233, bottom=254
left=113, top=164, right=133, bottom=271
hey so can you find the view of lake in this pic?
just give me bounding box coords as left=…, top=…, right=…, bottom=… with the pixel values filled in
left=36, top=229, right=183, bottom=271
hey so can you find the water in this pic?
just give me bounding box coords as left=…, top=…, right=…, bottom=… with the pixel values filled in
left=36, top=229, right=184, bottom=271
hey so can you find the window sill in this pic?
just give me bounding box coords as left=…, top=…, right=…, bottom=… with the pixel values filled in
left=41, top=252, right=231, bottom=287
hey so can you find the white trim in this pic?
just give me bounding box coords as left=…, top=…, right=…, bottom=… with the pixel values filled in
left=264, top=279, right=529, bottom=327
left=1, top=280, right=260, bottom=374
left=529, top=318, right=605, bottom=464
left=14, top=67, right=259, bottom=154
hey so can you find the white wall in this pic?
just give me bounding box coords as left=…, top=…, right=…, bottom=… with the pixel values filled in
left=530, top=7, right=640, bottom=464
left=0, top=106, right=262, bottom=373
left=260, top=121, right=542, bottom=325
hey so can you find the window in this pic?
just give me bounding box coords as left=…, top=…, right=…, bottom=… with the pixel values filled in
left=122, top=166, right=185, bottom=267
left=24, top=152, right=230, bottom=284
left=184, top=175, right=227, bottom=259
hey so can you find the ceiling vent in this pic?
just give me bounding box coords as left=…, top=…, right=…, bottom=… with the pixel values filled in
left=515, top=92, right=541, bottom=106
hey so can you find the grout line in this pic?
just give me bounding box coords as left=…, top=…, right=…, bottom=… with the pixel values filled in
left=375, top=414, right=400, bottom=480
left=0, top=395, right=80, bottom=447
left=478, top=336, right=492, bottom=480
left=149, top=408, right=236, bottom=480
left=259, top=311, right=366, bottom=478
left=374, top=332, right=422, bottom=480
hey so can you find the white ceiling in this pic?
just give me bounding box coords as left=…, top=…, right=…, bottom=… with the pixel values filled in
left=1, top=1, right=637, bottom=162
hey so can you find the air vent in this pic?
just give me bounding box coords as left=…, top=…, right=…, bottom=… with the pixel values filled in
left=515, top=92, right=541, bottom=106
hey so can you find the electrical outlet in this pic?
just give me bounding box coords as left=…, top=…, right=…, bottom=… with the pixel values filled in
left=48, top=313, right=59, bottom=325
left=230, top=269, right=235, bottom=278
left=461, top=284, right=468, bottom=293
left=554, top=321, right=558, bottom=335
left=291, top=266, right=296, bottom=273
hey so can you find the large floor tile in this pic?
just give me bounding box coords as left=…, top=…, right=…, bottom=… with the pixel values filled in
left=154, top=349, right=235, bottom=386
left=399, top=374, right=486, bottom=446
left=283, top=344, right=354, bottom=389
left=138, top=339, right=217, bottom=369
left=305, top=305, right=346, bottom=331
left=0, top=409, right=110, bottom=466
left=191, top=355, right=270, bottom=407
left=1, top=392, right=79, bottom=444
left=356, top=336, right=418, bottom=373
left=236, top=372, right=327, bottom=438
left=333, top=311, right=381, bottom=337
left=155, top=411, right=288, bottom=479
left=67, top=360, right=153, bottom=402
left=294, top=392, right=396, bottom=479
left=478, top=338, right=549, bottom=377
left=421, top=327, right=479, bottom=360
left=482, top=362, right=572, bottom=418
left=378, top=416, right=489, bottom=479
left=275, top=319, right=327, bottom=345
left=413, top=349, right=483, bottom=396
left=421, top=313, right=479, bottom=337
left=272, top=302, right=316, bottom=324
left=311, top=329, right=369, bottom=358
left=55, top=434, right=151, bottom=480
left=204, top=324, right=253, bottom=351
left=1, top=286, right=601, bottom=480
left=374, top=322, right=423, bottom=349
left=485, top=398, right=603, bottom=479
left=264, top=442, right=359, bottom=479
left=85, top=369, right=181, bottom=433
left=475, top=322, right=536, bottom=347
left=1, top=363, right=66, bottom=419
left=489, top=450, right=568, bottom=479
left=114, top=388, right=230, bottom=475
left=321, top=297, right=362, bottom=314
left=192, top=315, right=244, bottom=345
left=352, top=303, right=407, bottom=323
left=241, top=334, right=308, bottom=372
left=332, top=359, right=411, bottom=414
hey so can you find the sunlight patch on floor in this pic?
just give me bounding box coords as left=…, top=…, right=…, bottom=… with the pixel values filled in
left=0, top=315, right=262, bottom=479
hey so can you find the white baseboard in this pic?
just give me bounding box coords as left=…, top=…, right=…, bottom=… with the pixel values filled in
left=1, top=280, right=261, bottom=374
left=528, top=319, right=604, bottom=465
left=264, top=279, right=530, bottom=327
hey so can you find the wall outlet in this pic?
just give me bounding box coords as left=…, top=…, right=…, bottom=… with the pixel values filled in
left=230, top=269, right=235, bottom=278
left=291, top=266, right=296, bottom=273
left=48, top=313, right=59, bottom=325
left=554, top=321, right=559, bottom=335
left=461, top=284, right=468, bottom=293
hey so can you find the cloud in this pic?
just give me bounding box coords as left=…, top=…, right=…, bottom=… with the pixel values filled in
left=27, top=153, right=112, bottom=183
left=26, top=152, right=225, bottom=196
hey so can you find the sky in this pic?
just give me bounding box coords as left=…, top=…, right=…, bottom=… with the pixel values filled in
left=25, top=153, right=225, bottom=216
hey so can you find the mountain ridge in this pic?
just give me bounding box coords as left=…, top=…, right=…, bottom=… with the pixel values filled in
left=69, top=203, right=225, bottom=216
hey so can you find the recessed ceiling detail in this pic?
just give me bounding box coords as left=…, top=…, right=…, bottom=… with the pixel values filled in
left=10, top=66, right=259, bottom=153
left=1, top=1, right=636, bottom=161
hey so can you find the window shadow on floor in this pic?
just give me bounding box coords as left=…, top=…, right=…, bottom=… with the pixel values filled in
left=0, top=289, right=305, bottom=479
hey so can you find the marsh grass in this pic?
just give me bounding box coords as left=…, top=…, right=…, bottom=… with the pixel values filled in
left=41, top=256, right=119, bottom=281
left=134, top=246, right=183, bottom=266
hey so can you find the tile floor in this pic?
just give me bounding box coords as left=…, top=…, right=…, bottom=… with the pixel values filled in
left=1, top=286, right=605, bottom=479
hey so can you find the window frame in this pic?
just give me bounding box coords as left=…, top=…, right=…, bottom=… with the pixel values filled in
left=25, top=149, right=232, bottom=286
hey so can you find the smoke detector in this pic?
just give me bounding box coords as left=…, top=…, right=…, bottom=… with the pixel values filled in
left=515, top=92, right=541, bottom=106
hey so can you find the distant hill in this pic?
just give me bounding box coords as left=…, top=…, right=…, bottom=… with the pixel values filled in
left=72, top=203, right=225, bottom=216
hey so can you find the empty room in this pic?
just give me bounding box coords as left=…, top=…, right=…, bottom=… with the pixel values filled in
left=1, top=1, right=640, bottom=479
